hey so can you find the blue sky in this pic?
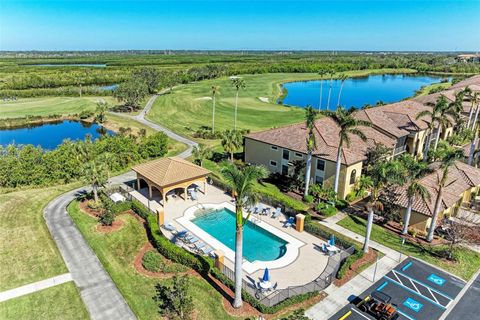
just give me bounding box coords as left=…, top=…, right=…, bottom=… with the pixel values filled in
left=1, top=0, right=479, bottom=51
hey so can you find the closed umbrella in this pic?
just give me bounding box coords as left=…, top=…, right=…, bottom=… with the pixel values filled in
left=262, top=268, right=270, bottom=282
left=330, top=235, right=335, bottom=246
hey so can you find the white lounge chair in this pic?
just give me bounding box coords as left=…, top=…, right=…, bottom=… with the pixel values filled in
left=163, top=222, right=176, bottom=232
left=201, top=246, right=214, bottom=255
left=272, top=207, right=282, bottom=219
left=255, top=204, right=264, bottom=214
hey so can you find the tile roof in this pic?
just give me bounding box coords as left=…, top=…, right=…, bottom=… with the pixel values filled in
left=450, top=75, right=480, bottom=89
left=245, top=116, right=396, bottom=165
left=132, top=157, right=210, bottom=188
left=390, top=161, right=480, bottom=217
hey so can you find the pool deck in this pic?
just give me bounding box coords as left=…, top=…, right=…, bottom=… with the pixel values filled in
left=129, top=184, right=333, bottom=290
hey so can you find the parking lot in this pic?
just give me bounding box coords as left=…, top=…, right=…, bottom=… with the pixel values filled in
left=330, top=257, right=466, bottom=320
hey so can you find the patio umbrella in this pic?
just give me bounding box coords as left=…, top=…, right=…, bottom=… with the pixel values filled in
left=262, top=268, right=270, bottom=282
left=330, top=235, right=335, bottom=246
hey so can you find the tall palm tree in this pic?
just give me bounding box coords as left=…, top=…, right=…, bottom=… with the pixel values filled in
left=323, top=107, right=371, bottom=195
left=426, top=149, right=463, bottom=242
left=231, top=77, right=246, bottom=130
left=192, top=144, right=212, bottom=167
left=211, top=85, right=220, bottom=133
left=467, top=92, right=478, bottom=129
left=318, top=69, right=328, bottom=110
left=336, top=74, right=349, bottom=107
left=416, top=96, right=449, bottom=161
left=364, top=161, right=406, bottom=253
left=399, top=155, right=431, bottom=234
left=326, top=71, right=334, bottom=110
left=221, top=129, right=242, bottom=162
left=471, top=93, right=480, bottom=131
left=468, top=128, right=478, bottom=166
left=304, top=106, right=318, bottom=197
left=221, top=163, right=268, bottom=309
left=82, top=158, right=109, bottom=203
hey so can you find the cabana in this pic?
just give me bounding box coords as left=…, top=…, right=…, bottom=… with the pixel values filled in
left=132, top=157, right=211, bottom=204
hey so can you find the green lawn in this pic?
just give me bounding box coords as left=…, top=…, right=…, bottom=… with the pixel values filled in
left=337, top=215, right=480, bottom=280
left=147, top=69, right=415, bottom=143
left=0, top=282, right=89, bottom=320
left=0, top=96, right=116, bottom=119
left=67, top=200, right=239, bottom=320
left=415, top=82, right=452, bottom=96
left=0, top=184, right=81, bottom=291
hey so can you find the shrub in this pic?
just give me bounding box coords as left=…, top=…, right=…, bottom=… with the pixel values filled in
left=303, top=195, right=314, bottom=204
left=315, top=202, right=337, bottom=217
left=143, top=251, right=189, bottom=273
left=79, top=110, right=94, bottom=119
left=87, top=199, right=102, bottom=210
left=131, top=199, right=151, bottom=219
left=99, top=209, right=115, bottom=226
left=110, top=200, right=132, bottom=214
left=337, top=250, right=363, bottom=279
left=153, top=275, right=194, bottom=320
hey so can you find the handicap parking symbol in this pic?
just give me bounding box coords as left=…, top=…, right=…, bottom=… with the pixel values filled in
left=428, top=273, right=446, bottom=286
left=403, top=297, right=423, bottom=313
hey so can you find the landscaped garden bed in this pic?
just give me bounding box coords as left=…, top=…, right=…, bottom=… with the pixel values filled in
left=338, top=214, right=480, bottom=280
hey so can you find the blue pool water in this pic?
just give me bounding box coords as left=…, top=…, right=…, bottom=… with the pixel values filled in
left=0, top=120, right=114, bottom=150
left=280, top=74, right=446, bottom=110
left=192, top=208, right=287, bottom=262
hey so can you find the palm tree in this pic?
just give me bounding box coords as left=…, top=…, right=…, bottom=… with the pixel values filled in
left=426, top=149, right=463, bottom=242
left=471, top=93, right=480, bottom=131
left=231, top=77, right=246, bottom=130
left=364, top=161, right=406, bottom=253
left=211, top=85, right=220, bottom=133
left=95, top=99, right=109, bottom=123
left=467, top=92, right=478, bottom=129
left=303, top=106, right=318, bottom=197
left=318, top=69, right=328, bottom=110
left=82, top=158, right=109, bottom=203
left=221, top=163, right=268, bottom=308
left=337, top=74, right=349, bottom=107
left=221, top=130, right=242, bottom=162
left=326, top=71, right=334, bottom=110
left=399, top=155, right=431, bottom=234
left=323, top=107, right=371, bottom=195
left=416, top=96, right=449, bottom=161
left=192, top=144, right=212, bottom=167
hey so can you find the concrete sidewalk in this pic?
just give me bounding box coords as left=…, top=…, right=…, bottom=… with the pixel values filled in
left=306, top=214, right=405, bottom=320
left=0, top=273, right=72, bottom=302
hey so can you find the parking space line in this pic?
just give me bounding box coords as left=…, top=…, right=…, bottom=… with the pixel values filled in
left=383, top=276, right=447, bottom=309
left=402, top=261, right=413, bottom=271
left=351, top=308, right=371, bottom=320
left=393, top=270, right=453, bottom=300
left=377, top=281, right=388, bottom=291
left=396, top=308, right=417, bottom=320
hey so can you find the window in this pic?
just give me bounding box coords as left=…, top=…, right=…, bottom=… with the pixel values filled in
left=350, top=169, right=357, bottom=185
left=316, top=159, right=325, bottom=171
left=270, top=160, right=277, bottom=167
left=281, top=165, right=289, bottom=175
left=282, top=149, right=290, bottom=160
left=315, top=176, right=324, bottom=185
left=271, top=146, right=278, bottom=151
left=295, top=152, right=303, bottom=158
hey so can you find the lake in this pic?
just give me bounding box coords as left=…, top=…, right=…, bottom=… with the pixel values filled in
left=0, top=120, right=114, bottom=150
left=26, top=64, right=107, bottom=67
left=279, top=74, right=446, bottom=110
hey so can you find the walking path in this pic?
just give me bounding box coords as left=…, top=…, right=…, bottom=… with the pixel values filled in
left=43, top=172, right=137, bottom=320
left=113, top=93, right=198, bottom=158
left=0, top=273, right=72, bottom=303
left=306, top=212, right=405, bottom=320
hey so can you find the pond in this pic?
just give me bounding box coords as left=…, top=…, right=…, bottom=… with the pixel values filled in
left=279, top=74, right=447, bottom=110
left=25, top=64, right=107, bottom=67
left=0, top=120, right=114, bottom=150
left=96, top=84, right=119, bottom=91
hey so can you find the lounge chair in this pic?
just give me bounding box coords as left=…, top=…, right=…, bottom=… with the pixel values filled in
left=185, top=235, right=199, bottom=243
left=254, top=204, right=264, bottom=214
left=163, top=222, right=176, bottom=232
left=191, top=190, right=198, bottom=201
left=192, top=241, right=206, bottom=250
left=272, top=207, right=282, bottom=219
left=283, top=216, right=295, bottom=228
left=176, top=230, right=188, bottom=238
left=200, top=246, right=213, bottom=255
left=261, top=207, right=271, bottom=216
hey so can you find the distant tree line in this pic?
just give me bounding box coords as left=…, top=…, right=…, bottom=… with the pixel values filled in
left=0, top=131, right=169, bottom=188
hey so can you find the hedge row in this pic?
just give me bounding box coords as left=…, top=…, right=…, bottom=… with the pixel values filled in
left=209, top=267, right=318, bottom=314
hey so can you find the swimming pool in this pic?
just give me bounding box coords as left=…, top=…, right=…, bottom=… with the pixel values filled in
left=192, top=208, right=287, bottom=262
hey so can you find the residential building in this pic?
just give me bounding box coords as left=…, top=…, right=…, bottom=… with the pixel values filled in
left=390, top=161, right=480, bottom=232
